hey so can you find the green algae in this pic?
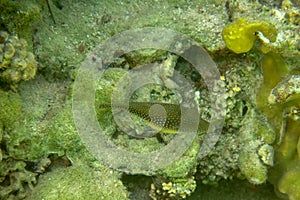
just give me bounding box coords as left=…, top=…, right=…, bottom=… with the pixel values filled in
left=0, top=89, right=21, bottom=127
left=261, top=52, right=289, bottom=89
left=252, top=37, right=300, bottom=200
left=221, top=14, right=300, bottom=199
left=27, top=161, right=129, bottom=200
left=256, top=52, right=290, bottom=131
left=1, top=75, right=131, bottom=199
left=157, top=138, right=200, bottom=179
left=269, top=119, right=300, bottom=200
left=4, top=77, right=78, bottom=161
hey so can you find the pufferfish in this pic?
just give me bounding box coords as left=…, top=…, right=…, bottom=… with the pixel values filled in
left=99, top=102, right=209, bottom=134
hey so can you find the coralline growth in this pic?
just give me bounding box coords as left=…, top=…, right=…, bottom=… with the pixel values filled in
left=0, top=31, right=37, bottom=84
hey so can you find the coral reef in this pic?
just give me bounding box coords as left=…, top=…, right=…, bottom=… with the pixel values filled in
left=0, top=0, right=299, bottom=199
left=33, top=0, right=228, bottom=79
left=0, top=159, right=37, bottom=199
left=0, top=31, right=37, bottom=84
left=0, top=76, right=129, bottom=199
left=0, top=89, right=37, bottom=199
left=268, top=75, right=300, bottom=104
left=222, top=11, right=300, bottom=200
left=253, top=32, right=300, bottom=200
left=95, top=64, right=201, bottom=199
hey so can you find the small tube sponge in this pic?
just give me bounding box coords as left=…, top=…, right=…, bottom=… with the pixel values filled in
left=222, top=18, right=277, bottom=54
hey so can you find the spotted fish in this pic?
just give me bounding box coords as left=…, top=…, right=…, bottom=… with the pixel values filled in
left=99, top=102, right=209, bottom=134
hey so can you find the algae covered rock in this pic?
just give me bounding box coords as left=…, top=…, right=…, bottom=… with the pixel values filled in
left=0, top=89, right=30, bottom=199
left=27, top=162, right=129, bottom=200
left=0, top=159, right=37, bottom=199
left=0, top=89, right=22, bottom=126
left=2, top=75, right=85, bottom=161
left=238, top=109, right=276, bottom=184
left=95, top=64, right=201, bottom=199
left=0, top=31, right=37, bottom=84
left=255, top=43, right=300, bottom=200
left=0, top=88, right=21, bottom=161
left=0, top=0, right=41, bottom=43
left=0, top=74, right=129, bottom=199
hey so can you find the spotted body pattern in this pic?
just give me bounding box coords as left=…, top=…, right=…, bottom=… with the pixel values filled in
left=99, top=102, right=209, bottom=134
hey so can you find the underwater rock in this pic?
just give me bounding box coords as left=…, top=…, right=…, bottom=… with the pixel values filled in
left=0, top=89, right=22, bottom=127
left=96, top=66, right=201, bottom=199
left=268, top=75, right=300, bottom=105
left=0, top=159, right=37, bottom=199
left=27, top=162, right=129, bottom=200
left=238, top=109, right=276, bottom=184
